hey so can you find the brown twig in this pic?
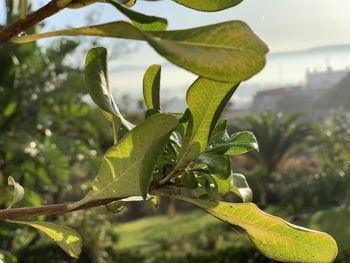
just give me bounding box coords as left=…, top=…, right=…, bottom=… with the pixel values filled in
left=0, top=0, right=72, bottom=46
left=0, top=197, right=125, bottom=220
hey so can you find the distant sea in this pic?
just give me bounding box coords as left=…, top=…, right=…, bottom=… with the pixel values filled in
left=109, top=43, right=350, bottom=112
left=235, top=44, right=350, bottom=108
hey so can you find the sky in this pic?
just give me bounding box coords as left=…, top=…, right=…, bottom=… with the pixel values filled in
left=2, top=0, right=350, bottom=109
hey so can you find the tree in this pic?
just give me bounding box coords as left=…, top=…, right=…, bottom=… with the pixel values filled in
left=315, top=111, right=350, bottom=206
left=0, top=1, right=338, bottom=262
left=229, top=110, right=319, bottom=206
left=231, top=109, right=318, bottom=174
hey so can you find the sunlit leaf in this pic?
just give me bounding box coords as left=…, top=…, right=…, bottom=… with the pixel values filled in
left=68, top=0, right=101, bottom=8
left=177, top=197, right=338, bottom=263
left=70, top=113, right=178, bottom=208
left=173, top=0, right=243, bottom=12
left=209, top=119, right=229, bottom=145
left=118, top=0, right=137, bottom=7
left=230, top=173, right=252, bottom=202
left=175, top=78, right=239, bottom=170
left=10, top=221, right=82, bottom=259
left=7, top=176, right=24, bottom=208
left=13, top=21, right=268, bottom=83
left=207, top=172, right=231, bottom=194
left=208, top=131, right=259, bottom=155
left=84, top=47, right=134, bottom=130
left=106, top=0, right=167, bottom=31
left=143, top=64, right=161, bottom=110
left=69, top=0, right=137, bottom=8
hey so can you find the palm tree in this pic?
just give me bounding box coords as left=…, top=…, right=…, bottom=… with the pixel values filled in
left=231, top=109, right=318, bottom=174
left=229, top=110, right=319, bottom=206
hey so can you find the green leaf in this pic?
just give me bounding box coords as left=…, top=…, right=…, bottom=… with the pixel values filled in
left=173, top=0, right=243, bottom=12
left=71, top=113, right=178, bottom=208
left=207, top=172, right=232, bottom=194
left=194, top=153, right=231, bottom=194
left=143, top=64, right=161, bottom=110
left=7, top=176, right=24, bottom=208
left=181, top=171, right=198, bottom=189
left=230, top=173, right=252, bottom=202
left=177, top=197, right=338, bottom=263
left=84, top=47, right=134, bottom=130
left=69, top=0, right=137, bottom=8
left=13, top=21, right=268, bottom=83
left=196, top=153, right=231, bottom=180
left=209, top=119, right=229, bottom=145
left=118, top=0, right=137, bottom=7
left=10, top=221, right=82, bottom=259
left=106, top=201, right=126, bottom=213
left=68, top=0, right=102, bottom=8
left=106, top=0, right=167, bottom=31
left=175, top=78, right=239, bottom=170
left=208, top=131, right=259, bottom=155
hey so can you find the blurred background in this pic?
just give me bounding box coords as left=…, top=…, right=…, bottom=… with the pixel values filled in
left=1, top=0, right=350, bottom=262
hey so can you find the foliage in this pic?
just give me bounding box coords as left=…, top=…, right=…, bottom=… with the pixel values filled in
left=0, top=0, right=339, bottom=262
left=229, top=110, right=318, bottom=174
left=314, top=111, right=350, bottom=205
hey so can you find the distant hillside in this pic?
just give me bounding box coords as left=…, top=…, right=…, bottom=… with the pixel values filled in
left=270, top=44, right=350, bottom=58
left=317, top=73, right=350, bottom=110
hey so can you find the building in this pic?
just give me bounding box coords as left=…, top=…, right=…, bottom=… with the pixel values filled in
left=251, top=68, right=349, bottom=117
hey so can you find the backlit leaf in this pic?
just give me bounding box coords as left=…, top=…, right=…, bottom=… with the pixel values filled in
left=106, top=0, right=167, bottom=31
left=208, top=131, right=259, bottom=155
left=69, top=0, right=137, bottom=8
left=84, top=47, right=134, bottom=130
left=71, top=113, right=178, bottom=208
left=178, top=197, right=338, bottom=263
left=173, top=0, right=243, bottom=12
left=10, top=221, right=82, bottom=259
left=230, top=173, right=252, bottom=202
left=13, top=21, right=268, bottom=83
left=209, top=119, right=229, bottom=145
left=143, top=64, right=161, bottom=110
left=7, top=176, right=24, bottom=208
left=68, top=0, right=101, bottom=8
left=175, top=78, right=239, bottom=170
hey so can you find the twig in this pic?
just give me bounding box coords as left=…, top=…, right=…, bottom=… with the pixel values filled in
left=0, top=197, right=125, bottom=220
left=0, top=0, right=72, bottom=46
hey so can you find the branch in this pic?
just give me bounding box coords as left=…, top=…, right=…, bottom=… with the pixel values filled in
left=0, top=0, right=72, bottom=46
left=0, top=197, right=124, bottom=220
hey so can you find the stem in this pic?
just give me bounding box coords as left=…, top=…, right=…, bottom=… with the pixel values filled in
left=0, top=197, right=125, bottom=220
left=0, top=0, right=72, bottom=46
left=159, top=169, right=177, bottom=185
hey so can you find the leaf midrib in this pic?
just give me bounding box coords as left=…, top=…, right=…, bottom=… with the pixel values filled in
left=176, top=86, right=217, bottom=168
left=151, top=36, right=263, bottom=54
left=87, top=156, right=143, bottom=200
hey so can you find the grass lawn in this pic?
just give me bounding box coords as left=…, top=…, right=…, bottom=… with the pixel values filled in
left=113, top=210, right=229, bottom=250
